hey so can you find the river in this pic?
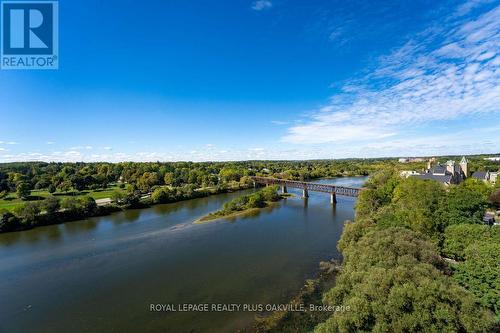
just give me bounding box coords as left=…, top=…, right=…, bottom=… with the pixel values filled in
left=0, top=177, right=366, bottom=333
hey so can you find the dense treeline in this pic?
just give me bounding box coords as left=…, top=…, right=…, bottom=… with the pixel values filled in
left=0, top=159, right=387, bottom=198
left=314, top=168, right=499, bottom=332
left=0, top=156, right=497, bottom=199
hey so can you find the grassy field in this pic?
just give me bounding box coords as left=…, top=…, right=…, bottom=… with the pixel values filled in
left=0, top=186, right=126, bottom=212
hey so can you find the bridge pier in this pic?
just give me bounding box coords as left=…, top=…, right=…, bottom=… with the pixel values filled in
left=250, top=177, right=362, bottom=204
left=330, top=193, right=337, bottom=204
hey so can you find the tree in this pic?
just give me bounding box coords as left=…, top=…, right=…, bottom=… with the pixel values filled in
left=442, top=224, right=494, bottom=260
left=70, top=174, right=86, bottom=192
left=42, top=195, right=60, bottom=214
left=439, top=184, right=488, bottom=225
left=78, top=197, right=98, bottom=215
left=489, top=189, right=500, bottom=208
left=163, top=172, right=174, bottom=186
left=376, top=177, right=446, bottom=240
left=111, top=191, right=125, bottom=204
left=315, top=228, right=495, bottom=333
left=16, top=182, right=31, bottom=200
left=48, top=183, right=56, bottom=193
left=151, top=187, right=175, bottom=203
left=60, top=197, right=79, bottom=212
left=138, top=172, right=160, bottom=192
left=57, top=180, right=72, bottom=193
left=355, top=169, right=400, bottom=219
left=0, top=210, right=19, bottom=232
left=14, top=202, right=41, bottom=226
left=453, top=241, right=500, bottom=321
left=219, top=167, right=243, bottom=182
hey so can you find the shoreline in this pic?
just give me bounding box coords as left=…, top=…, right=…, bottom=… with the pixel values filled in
left=252, top=259, right=342, bottom=333
left=194, top=193, right=295, bottom=224
left=0, top=184, right=255, bottom=234
left=0, top=174, right=363, bottom=234
left=194, top=207, right=263, bottom=224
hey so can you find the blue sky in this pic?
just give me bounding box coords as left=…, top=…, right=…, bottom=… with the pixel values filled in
left=0, top=0, right=499, bottom=162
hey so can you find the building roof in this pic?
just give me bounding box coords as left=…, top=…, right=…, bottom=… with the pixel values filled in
left=471, top=171, right=488, bottom=180
left=431, top=165, right=447, bottom=174
left=460, top=156, right=468, bottom=164
left=412, top=173, right=452, bottom=184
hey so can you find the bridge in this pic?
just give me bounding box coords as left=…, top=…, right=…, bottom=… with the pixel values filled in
left=250, top=176, right=363, bottom=204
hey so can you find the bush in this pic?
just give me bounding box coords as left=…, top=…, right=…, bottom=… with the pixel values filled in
left=151, top=187, right=174, bottom=203
left=16, top=182, right=31, bottom=200
left=42, top=195, right=60, bottom=214
left=79, top=196, right=98, bottom=215
left=13, top=202, right=41, bottom=226
left=0, top=210, right=20, bottom=232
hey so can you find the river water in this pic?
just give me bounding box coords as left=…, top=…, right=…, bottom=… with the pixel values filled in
left=0, top=177, right=366, bottom=333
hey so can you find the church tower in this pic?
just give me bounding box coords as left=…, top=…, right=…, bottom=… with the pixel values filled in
left=460, top=156, right=468, bottom=177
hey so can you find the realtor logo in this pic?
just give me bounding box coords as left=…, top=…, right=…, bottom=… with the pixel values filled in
left=1, top=0, right=58, bottom=69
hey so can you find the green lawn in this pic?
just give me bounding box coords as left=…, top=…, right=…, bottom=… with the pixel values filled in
left=0, top=186, right=126, bottom=212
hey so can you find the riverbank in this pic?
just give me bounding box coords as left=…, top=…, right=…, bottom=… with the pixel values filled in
left=252, top=260, right=341, bottom=333
left=0, top=183, right=254, bottom=234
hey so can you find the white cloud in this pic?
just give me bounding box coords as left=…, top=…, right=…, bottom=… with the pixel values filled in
left=103, top=146, right=113, bottom=150
left=46, top=141, right=55, bottom=145
left=271, top=120, right=288, bottom=125
left=252, top=0, right=272, bottom=11
left=283, top=5, right=500, bottom=151
left=70, top=145, right=93, bottom=150
left=454, top=0, right=495, bottom=17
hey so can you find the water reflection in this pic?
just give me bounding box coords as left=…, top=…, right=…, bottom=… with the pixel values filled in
left=122, top=209, right=142, bottom=223
left=45, top=226, right=62, bottom=243
left=64, top=219, right=98, bottom=234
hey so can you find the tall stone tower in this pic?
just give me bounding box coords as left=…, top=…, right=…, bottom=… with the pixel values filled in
left=460, top=156, right=468, bottom=177
left=446, top=160, right=455, bottom=175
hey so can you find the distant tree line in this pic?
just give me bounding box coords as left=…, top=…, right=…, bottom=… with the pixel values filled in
left=0, top=159, right=388, bottom=200
left=1, top=156, right=497, bottom=200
